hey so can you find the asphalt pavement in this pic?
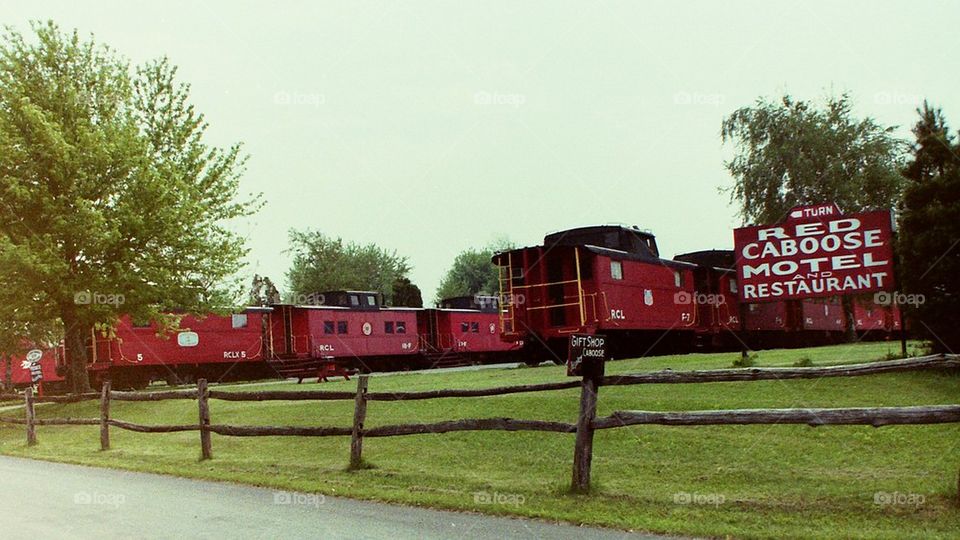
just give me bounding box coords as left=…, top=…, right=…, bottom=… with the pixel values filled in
left=0, top=456, right=674, bottom=539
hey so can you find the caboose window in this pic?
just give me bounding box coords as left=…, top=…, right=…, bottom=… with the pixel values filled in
left=729, top=279, right=738, bottom=293
left=645, top=238, right=659, bottom=257
left=385, top=321, right=394, bottom=334
left=349, top=295, right=360, bottom=307
left=324, top=321, right=335, bottom=334
left=337, top=321, right=348, bottom=334
left=610, top=260, right=623, bottom=280
left=232, top=314, right=248, bottom=329
left=395, top=321, right=406, bottom=334
left=470, top=322, right=479, bottom=333
left=511, top=267, right=524, bottom=286
left=674, top=271, right=682, bottom=287
left=366, top=295, right=376, bottom=306
left=461, top=322, right=469, bottom=333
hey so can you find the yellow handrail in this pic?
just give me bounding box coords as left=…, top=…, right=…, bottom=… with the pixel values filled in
left=575, top=247, right=586, bottom=326
left=509, top=279, right=580, bottom=290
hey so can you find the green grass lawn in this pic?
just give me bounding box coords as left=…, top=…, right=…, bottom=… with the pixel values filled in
left=1, top=341, right=958, bottom=539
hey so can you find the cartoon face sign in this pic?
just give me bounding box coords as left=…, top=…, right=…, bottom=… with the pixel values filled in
left=22, top=349, right=43, bottom=369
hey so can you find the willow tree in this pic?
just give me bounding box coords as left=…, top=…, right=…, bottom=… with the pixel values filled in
left=0, top=22, right=259, bottom=393
left=721, top=94, right=905, bottom=339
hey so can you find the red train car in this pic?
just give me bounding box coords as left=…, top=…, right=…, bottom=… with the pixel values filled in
left=418, top=296, right=524, bottom=366
left=90, top=308, right=274, bottom=388
left=494, top=226, right=698, bottom=360
left=673, top=251, right=742, bottom=348
left=266, top=291, right=421, bottom=376
left=800, top=297, right=845, bottom=332
left=853, top=297, right=903, bottom=337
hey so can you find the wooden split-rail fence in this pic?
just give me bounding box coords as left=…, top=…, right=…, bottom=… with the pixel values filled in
left=1, top=354, right=959, bottom=493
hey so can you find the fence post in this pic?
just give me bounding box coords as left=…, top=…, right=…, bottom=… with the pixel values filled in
left=100, top=380, right=111, bottom=451
left=197, top=379, right=212, bottom=460
left=24, top=386, right=36, bottom=446
left=349, top=375, right=369, bottom=470
left=571, top=373, right=600, bottom=493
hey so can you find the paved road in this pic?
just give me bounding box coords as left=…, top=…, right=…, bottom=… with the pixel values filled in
left=0, top=456, right=670, bottom=540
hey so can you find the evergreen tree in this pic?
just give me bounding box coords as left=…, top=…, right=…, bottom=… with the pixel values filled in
left=898, top=102, right=960, bottom=353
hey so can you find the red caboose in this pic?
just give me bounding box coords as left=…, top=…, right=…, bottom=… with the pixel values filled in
left=266, top=291, right=421, bottom=376
left=493, top=226, right=698, bottom=360
left=91, top=308, right=273, bottom=388
left=418, top=296, right=524, bottom=367
left=853, top=296, right=903, bottom=337
left=673, top=251, right=742, bottom=349
left=800, top=297, right=845, bottom=333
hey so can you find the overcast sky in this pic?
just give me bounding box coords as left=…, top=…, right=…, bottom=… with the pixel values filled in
left=4, top=1, right=958, bottom=302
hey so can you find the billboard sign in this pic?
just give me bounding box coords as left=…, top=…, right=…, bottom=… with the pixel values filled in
left=734, top=204, right=895, bottom=302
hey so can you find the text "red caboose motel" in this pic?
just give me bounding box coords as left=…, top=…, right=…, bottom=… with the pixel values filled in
left=734, top=204, right=895, bottom=301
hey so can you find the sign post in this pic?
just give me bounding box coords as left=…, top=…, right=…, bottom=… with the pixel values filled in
left=568, top=334, right=607, bottom=493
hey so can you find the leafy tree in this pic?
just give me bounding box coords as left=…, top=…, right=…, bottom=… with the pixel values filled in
left=285, top=230, right=413, bottom=302
left=391, top=277, right=423, bottom=307
left=899, top=102, right=960, bottom=353
left=0, top=22, right=259, bottom=392
left=721, top=93, right=906, bottom=340
left=436, top=239, right=515, bottom=303
left=722, top=94, right=905, bottom=224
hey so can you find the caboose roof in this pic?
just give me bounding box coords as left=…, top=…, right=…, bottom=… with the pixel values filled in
left=673, top=249, right=736, bottom=271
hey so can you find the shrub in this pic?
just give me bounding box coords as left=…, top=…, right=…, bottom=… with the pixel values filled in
left=732, top=353, right=758, bottom=368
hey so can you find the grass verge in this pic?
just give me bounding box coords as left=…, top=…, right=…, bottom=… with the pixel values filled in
left=1, top=341, right=957, bottom=539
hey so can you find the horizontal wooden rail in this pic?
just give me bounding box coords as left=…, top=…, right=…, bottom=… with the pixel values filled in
left=207, top=417, right=577, bottom=438
left=364, top=418, right=577, bottom=436
left=593, top=405, right=960, bottom=429
left=35, top=393, right=100, bottom=403
left=366, top=381, right=581, bottom=401
left=209, top=424, right=353, bottom=437
left=208, top=389, right=355, bottom=401
left=601, top=354, right=959, bottom=387
left=36, top=417, right=101, bottom=426
left=0, top=416, right=99, bottom=426
left=108, top=419, right=199, bottom=433
left=110, top=390, right=197, bottom=401
left=208, top=381, right=582, bottom=402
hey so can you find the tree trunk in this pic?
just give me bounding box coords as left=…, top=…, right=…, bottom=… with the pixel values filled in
left=2, top=354, right=11, bottom=392
left=842, top=296, right=857, bottom=343
left=61, top=310, right=92, bottom=394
